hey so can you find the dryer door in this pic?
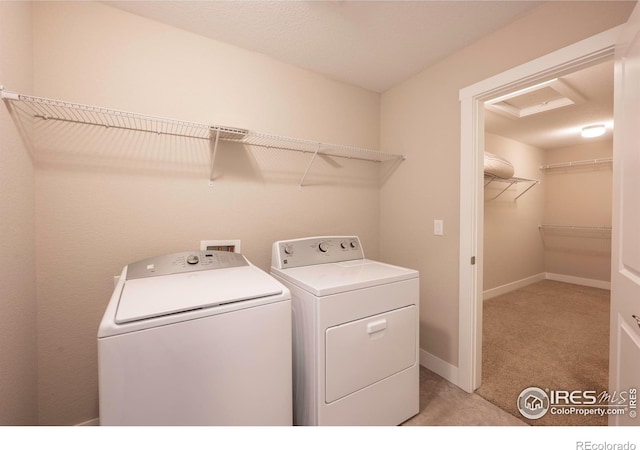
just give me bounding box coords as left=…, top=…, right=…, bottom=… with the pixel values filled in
left=325, top=305, right=416, bottom=403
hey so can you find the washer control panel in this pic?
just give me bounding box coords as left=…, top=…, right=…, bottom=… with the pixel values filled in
left=271, top=236, right=364, bottom=269
left=126, top=250, right=249, bottom=280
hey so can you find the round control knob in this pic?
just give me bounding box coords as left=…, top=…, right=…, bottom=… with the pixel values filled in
left=186, top=254, right=200, bottom=265
left=283, top=244, right=294, bottom=255
left=350, top=240, right=358, bottom=249
left=340, top=241, right=348, bottom=250
left=318, top=242, right=329, bottom=253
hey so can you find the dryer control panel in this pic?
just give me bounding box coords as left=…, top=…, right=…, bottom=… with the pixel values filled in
left=126, top=250, right=249, bottom=280
left=271, top=236, right=364, bottom=269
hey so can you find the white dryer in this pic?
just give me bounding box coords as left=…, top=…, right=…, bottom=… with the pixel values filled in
left=98, top=250, right=292, bottom=426
left=270, top=236, right=419, bottom=426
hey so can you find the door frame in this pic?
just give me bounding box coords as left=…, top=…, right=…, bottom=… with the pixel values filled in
left=457, top=26, right=621, bottom=393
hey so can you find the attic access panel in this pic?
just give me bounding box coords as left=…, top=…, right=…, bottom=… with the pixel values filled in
left=485, top=78, right=585, bottom=119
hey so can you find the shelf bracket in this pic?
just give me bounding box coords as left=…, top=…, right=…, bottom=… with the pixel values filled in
left=514, top=180, right=539, bottom=200
left=209, top=128, right=221, bottom=187
left=0, top=86, right=20, bottom=101
left=484, top=175, right=539, bottom=200
left=494, top=180, right=517, bottom=199
left=298, top=143, right=322, bottom=190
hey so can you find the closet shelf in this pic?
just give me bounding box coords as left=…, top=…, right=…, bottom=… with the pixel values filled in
left=484, top=174, right=539, bottom=200
left=539, top=224, right=611, bottom=232
left=539, top=158, right=613, bottom=171
left=1, top=88, right=405, bottom=187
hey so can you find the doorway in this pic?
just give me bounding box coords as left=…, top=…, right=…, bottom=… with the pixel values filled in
left=457, top=26, right=620, bottom=394
left=476, top=60, right=614, bottom=425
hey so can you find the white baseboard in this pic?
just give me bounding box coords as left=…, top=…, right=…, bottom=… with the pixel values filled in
left=545, top=272, right=611, bottom=290
left=75, top=417, right=99, bottom=426
left=483, top=272, right=611, bottom=301
left=483, top=273, right=546, bottom=301
left=419, top=348, right=458, bottom=386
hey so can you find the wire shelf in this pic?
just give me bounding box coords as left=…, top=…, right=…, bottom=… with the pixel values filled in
left=539, top=224, right=611, bottom=232
left=1, top=87, right=405, bottom=187
left=242, top=131, right=402, bottom=163
left=2, top=90, right=248, bottom=141
left=539, top=158, right=613, bottom=171
left=484, top=174, right=540, bottom=200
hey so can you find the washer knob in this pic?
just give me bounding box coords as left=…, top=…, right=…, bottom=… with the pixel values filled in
left=186, top=254, right=199, bottom=265
left=318, top=242, right=329, bottom=253
left=340, top=241, right=348, bottom=250
left=350, top=240, right=358, bottom=249
left=283, top=244, right=294, bottom=255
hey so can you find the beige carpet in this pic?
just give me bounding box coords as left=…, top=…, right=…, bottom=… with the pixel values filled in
left=475, top=280, right=610, bottom=426
left=403, top=366, right=526, bottom=426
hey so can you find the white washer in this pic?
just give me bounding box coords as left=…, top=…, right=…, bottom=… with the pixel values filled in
left=98, top=250, right=292, bottom=426
left=270, top=236, right=419, bottom=426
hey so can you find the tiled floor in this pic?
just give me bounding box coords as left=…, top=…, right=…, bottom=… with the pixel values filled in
left=402, top=366, right=527, bottom=426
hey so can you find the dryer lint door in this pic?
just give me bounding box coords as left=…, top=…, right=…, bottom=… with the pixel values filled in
left=324, top=305, right=417, bottom=403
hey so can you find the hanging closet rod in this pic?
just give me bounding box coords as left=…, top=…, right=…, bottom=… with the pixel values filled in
left=539, top=224, right=612, bottom=232
left=539, top=157, right=613, bottom=171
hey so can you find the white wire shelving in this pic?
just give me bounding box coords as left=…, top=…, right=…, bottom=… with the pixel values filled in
left=539, top=158, right=613, bottom=171
left=539, top=224, right=612, bottom=233
left=484, top=174, right=540, bottom=200
left=1, top=88, right=405, bottom=187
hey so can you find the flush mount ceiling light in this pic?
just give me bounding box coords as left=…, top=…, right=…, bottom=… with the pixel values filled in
left=581, top=124, right=606, bottom=138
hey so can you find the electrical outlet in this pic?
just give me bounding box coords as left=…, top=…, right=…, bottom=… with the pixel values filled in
left=434, top=220, right=444, bottom=236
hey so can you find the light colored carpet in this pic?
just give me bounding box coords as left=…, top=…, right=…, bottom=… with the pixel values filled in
left=475, top=280, right=610, bottom=426
left=402, top=366, right=526, bottom=426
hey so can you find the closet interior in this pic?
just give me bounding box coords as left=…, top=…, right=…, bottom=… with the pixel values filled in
left=483, top=59, right=614, bottom=294
left=477, top=60, right=614, bottom=426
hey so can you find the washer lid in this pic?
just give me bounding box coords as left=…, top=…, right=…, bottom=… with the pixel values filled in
left=272, top=259, right=418, bottom=296
left=115, top=265, right=283, bottom=324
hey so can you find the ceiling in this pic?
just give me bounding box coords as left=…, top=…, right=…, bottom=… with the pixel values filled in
left=105, top=1, right=613, bottom=151
left=484, top=59, right=614, bottom=150
left=106, top=0, right=542, bottom=93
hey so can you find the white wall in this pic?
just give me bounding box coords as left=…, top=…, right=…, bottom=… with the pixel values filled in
left=0, top=1, right=38, bottom=425
left=482, top=135, right=613, bottom=293
left=380, top=2, right=632, bottom=368
left=543, top=140, right=613, bottom=282
left=1, top=0, right=632, bottom=425
left=483, top=133, right=545, bottom=291
left=32, top=2, right=381, bottom=425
